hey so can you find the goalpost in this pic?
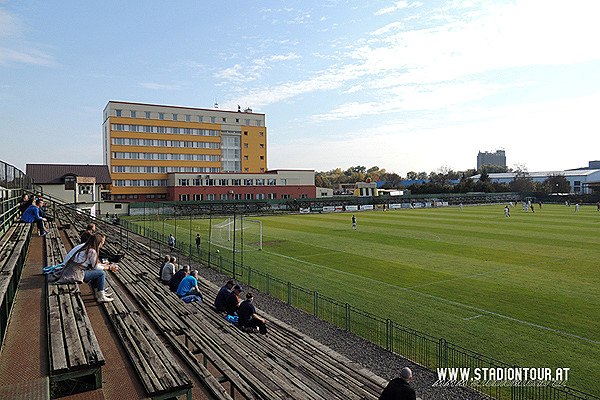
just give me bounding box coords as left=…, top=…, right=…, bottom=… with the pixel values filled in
left=212, top=216, right=262, bottom=251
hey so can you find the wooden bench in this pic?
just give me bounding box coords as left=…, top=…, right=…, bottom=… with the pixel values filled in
left=57, top=205, right=387, bottom=399
left=113, top=245, right=385, bottom=399
left=57, top=212, right=198, bottom=400
left=0, top=221, right=32, bottom=349
left=102, top=277, right=193, bottom=400
left=44, top=222, right=105, bottom=390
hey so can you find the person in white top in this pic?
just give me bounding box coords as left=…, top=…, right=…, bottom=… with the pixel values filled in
left=50, top=233, right=118, bottom=302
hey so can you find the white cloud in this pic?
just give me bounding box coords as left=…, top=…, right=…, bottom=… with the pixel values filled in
left=140, top=82, right=182, bottom=90
left=374, top=1, right=422, bottom=16
left=0, top=47, right=56, bottom=67
left=0, top=8, right=56, bottom=67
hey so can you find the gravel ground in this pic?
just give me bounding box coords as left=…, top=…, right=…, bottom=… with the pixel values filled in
left=195, top=262, right=493, bottom=400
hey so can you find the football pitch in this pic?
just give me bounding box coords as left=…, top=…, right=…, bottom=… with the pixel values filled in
left=134, top=203, right=600, bottom=395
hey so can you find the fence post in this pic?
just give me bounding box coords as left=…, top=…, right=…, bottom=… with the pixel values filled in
left=247, top=267, right=252, bottom=287
left=266, top=274, right=270, bottom=295
left=439, top=338, right=447, bottom=369
left=345, top=303, right=351, bottom=331
left=386, top=319, right=393, bottom=351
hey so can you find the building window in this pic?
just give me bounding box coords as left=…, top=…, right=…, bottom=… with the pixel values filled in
left=236, top=118, right=239, bottom=123
left=193, top=194, right=203, bottom=201
left=260, top=156, right=264, bottom=160
left=245, top=193, right=253, bottom=200
left=79, top=185, right=92, bottom=195
left=256, top=120, right=261, bottom=126
left=157, top=194, right=167, bottom=199
left=116, top=109, right=122, bottom=117
left=244, top=131, right=248, bottom=136
left=244, top=143, right=248, bottom=148
left=130, top=110, right=136, bottom=118
left=244, top=179, right=253, bottom=185
left=145, top=111, right=151, bottom=119
left=281, top=194, right=290, bottom=199
left=186, top=114, right=191, bottom=122
left=179, top=179, right=189, bottom=186
left=281, top=179, right=287, bottom=185
left=146, top=194, right=155, bottom=199
left=159, top=113, right=164, bottom=120
left=206, top=194, right=216, bottom=201
left=259, top=132, right=264, bottom=136
left=222, top=117, right=226, bottom=122
left=220, top=193, right=229, bottom=200
left=173, top=113, right=178, bottom=121
left=244, top=156, right=248, bottom=160
left=210, top=117, right=216, bottom=123
left=198, top=116, right=203, bottom=122
left=244, top=168, right=249, bottom=172
left=260, top=168, right=265, bottom=172
left=232, top=193, right=242, bottom=200
left=268, top=193, right=276, bottom=199
left=267, top=179, right=276, bottom=186
left=193, top=179, right=202, bottom=186
left=300, top=194, right=308, bottom=198
left=260, top=144, right=264, bottom=148
left=129, top=194, right=139, bottom=199
left=179, top=194, right=190, bottom=201
left=115, top=204, right=122, bottom=209
left=115, top=194, right=127, bottom=200
left=232, top=179, right=241, bottom=186
left=256, top=193, right=265, bottom=200
left=245, top=119, right=250, bottom=125
left=218, top=179, right=229, bottom=185
left=206, top=179, right=216, bottom=186
left=255, top=179, right=264, bottom=185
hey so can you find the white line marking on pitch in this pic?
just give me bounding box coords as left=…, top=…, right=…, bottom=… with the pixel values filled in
left=261, top=249, right=600, bottom=345
left=463, top=315, right=482, bottom=321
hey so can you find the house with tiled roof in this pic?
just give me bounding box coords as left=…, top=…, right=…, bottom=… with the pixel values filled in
left=25, top=164, right=118, bottom=216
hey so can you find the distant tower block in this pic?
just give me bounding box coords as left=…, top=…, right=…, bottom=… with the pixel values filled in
left=477, top=149, right=506, bottom=169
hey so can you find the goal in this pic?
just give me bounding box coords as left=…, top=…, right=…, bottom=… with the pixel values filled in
left=212, top=216, right=262, bottom=251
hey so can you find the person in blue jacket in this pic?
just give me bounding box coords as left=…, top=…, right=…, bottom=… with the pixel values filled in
left=21, top=198, right=48, bottom=236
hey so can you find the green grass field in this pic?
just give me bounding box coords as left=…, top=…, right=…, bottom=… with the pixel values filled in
left=131, top=203, right=600, bottom=395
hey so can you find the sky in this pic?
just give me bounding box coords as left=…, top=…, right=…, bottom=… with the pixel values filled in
left=1, top=0, right=600, bottom=176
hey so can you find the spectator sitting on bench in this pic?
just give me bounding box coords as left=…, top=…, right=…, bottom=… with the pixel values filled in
left=21, top=198, right=48, bottom=236
left=379, top=367, right=416, bottom=400
left=176, top=269, right=203, bottom=300
left=37, top=200, right=53, bottom=222
left=225, top=285, right=243, bottom=316
left=159, top=255, right=171, bottom=279
left=48, top=233, right=117, bottom=303
left=18, top=194, right=33, bottom=215
left=238, top=292, right=267, bottom=334
left=169, top=265, right=189, bottom=293
left=214, top=280, right=234, bottom=312
left=80, top=223, right=123, bottom=263
left=80, top=223, right=96, bottom=243
left=161, top=256, right=177, bottom=283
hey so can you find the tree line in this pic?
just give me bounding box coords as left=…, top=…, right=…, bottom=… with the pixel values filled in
left=315, top=165, right=573, bottom=195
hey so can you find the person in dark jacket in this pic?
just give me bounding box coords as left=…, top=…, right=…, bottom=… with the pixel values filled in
left=169, top=265, right=189, bottom=293
left=379, top=367, right=416, bottom=400
left=225, top=285, right=243, bottom=316
left=238, top=292, right=267, bottom=334
left=214, top=280, right=234, bottom=312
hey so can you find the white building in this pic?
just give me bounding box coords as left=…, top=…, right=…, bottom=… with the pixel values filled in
left=471, top=167, right=600, bottom=194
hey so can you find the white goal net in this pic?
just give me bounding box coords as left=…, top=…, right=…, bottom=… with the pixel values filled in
left=211, top=216, right=262, bottom=251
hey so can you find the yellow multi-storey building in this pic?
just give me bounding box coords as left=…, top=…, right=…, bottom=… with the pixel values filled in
left=102, top=101, right=267, bottom=201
